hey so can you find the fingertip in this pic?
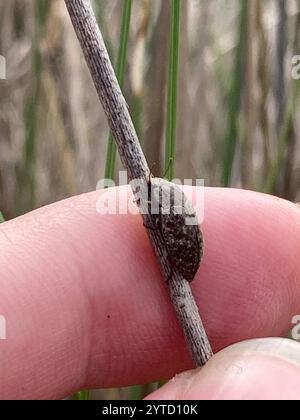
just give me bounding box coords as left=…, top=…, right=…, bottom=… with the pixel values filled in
left=146, top=338, right=300, bottom=400
left=193, top=188, right=300, bottom=351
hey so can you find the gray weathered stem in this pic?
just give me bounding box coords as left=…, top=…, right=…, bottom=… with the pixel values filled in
left=64, top=0, right=213, bottom=367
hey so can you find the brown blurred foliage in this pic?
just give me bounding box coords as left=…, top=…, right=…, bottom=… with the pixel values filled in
left=0, top=0, right=300, bottom=220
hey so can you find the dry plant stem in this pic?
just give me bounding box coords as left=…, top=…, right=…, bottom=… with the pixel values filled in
left=64, top=0, right=213, bottom=367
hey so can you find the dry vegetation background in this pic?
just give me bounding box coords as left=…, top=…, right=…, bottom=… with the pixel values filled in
left=0, top=0, right=299, bottom=220
left=0, top=0, right=299, bottom=399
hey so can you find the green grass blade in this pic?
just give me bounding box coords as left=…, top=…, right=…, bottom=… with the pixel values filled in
left=73, top=390, right=91, bottom=401
left=130, top=384, right=143, bottom=400
left=264, top=80, right=300, bottom=193
left=165, top=0, right=181, bottom=181
left=104, top=0, right=132, bottom=181
left=0, top=212, right=5, bottom=223
left=221, top=0, right=248, bottom=187
left=16, top=0, right=48, bottom=213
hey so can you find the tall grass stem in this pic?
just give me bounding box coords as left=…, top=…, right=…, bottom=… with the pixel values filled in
left=165, top=0, right=181, bottom=181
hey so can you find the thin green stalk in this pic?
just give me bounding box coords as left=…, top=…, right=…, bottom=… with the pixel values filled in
left=165, top=0, right=181, bottom=181
left=104, top=0, right=132, bottom=181
left=264, top=81, right=300, bottom=193
left=131, top=385, right=143, bottom=400
left=16, top=0, right=48, bottom=214
left=221, top=0, right=248, bottom=187
left=73, top=390, right=91, bottom=401
left=0, top=212, right=5, bottom=223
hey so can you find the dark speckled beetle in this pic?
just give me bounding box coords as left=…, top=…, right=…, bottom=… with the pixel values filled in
left=146, top=177, right=204, bottom=282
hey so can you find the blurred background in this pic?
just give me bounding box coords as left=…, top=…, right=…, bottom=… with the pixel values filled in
left=0, top=0, right=299, bottom=399
left=0, top=0, right=299, bottom=220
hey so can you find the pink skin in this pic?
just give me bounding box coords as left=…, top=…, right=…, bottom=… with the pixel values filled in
left=146, top=338, right=300, bottom=400
left=0, top=187, right=299, bottom=400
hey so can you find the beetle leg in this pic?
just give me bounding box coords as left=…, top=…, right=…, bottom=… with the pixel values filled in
left=143, top=222, right=157, bottom=231
left=143, top=216, right=160, bottom=231
left=133, top=197, right=141, bottom=206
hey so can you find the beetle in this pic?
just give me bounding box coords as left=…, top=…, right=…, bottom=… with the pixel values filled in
left=144, top=177, right=204, bottom=282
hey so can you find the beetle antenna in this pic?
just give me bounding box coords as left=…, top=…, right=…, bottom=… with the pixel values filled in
left=163, top=158, right=173, bottom=179
left=148, top=162, right=157, bottom=182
